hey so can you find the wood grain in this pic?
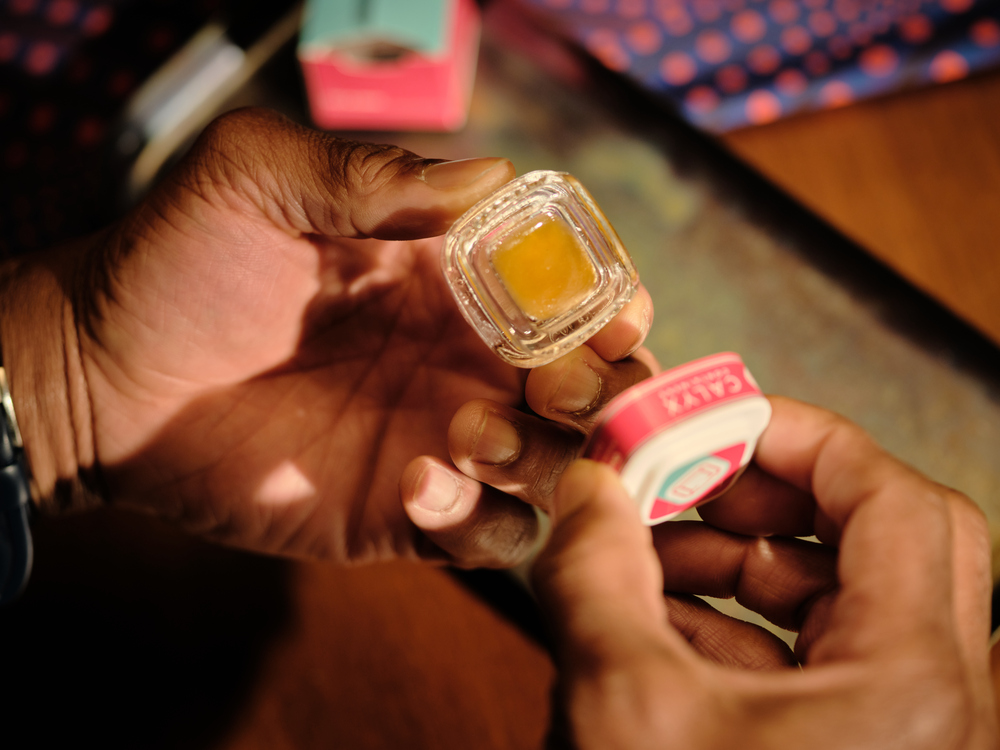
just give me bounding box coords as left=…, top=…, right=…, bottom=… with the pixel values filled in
left=1, top=510, right=555, bottom=749
left=217, top=562, right=555, bottom=750
left=721, top=69, right=1000, bottom=346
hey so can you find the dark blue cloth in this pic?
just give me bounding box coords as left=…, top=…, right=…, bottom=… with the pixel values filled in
left=522, top=0, right=1000, bottom=132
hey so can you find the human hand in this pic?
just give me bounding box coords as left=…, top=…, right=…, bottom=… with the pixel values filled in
left=533, top=396, right=997, bottom=749
left=0, top=107, right=654, bottom=567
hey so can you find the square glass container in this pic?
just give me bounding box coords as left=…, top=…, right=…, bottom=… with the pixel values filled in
left=442, top=170, right=638, bottom=367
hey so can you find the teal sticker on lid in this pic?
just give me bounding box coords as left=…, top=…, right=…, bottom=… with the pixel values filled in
left=299, top=0, right=448, bottom=56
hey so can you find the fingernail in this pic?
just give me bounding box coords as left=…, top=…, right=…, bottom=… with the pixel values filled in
left=419, top=157, right=508, bottom=190
left=622, top=304, right=651, bottom=357
left=634, top=297, right=653, bottom=345
left=550, top=359, right=603, bottom=414
left=609, top=294, right=651, bottom=359
left=415, top=463, right=461, bottom=513
left=470, top=412, right=521, bottom=466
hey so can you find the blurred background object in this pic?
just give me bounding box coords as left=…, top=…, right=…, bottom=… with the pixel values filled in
left=0, top=0, right=301, bottom=256
left=114, top=1, right=301, bottom=206
left=298, top=0, right=481, bottom=132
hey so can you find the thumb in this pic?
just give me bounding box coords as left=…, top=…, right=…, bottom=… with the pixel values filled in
left=532, top=460, right=679, bottom=668
left=177, top=107, right=515, bottom=240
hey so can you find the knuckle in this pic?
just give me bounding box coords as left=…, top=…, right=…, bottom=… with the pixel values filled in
left=458, top=510, right=538, bottom=569
left=322, top=140, right=420, bottom=236
left=945, top=486, right=986, bottom=524
left=524, top=432, right=582, bottom=502
left=328, top=140, right=416, bottom=195
left=183, top=108, right=289, bottom=195
left=195, top=107, right=277, bottom=158
left=826, top=411, right=876, bottom=451
left=944, top=486, right=990, bottom=545
left=890, top=666, right=976, bottom=747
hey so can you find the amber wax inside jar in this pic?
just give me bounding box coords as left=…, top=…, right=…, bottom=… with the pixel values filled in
left=442, top=170, right=638, bottom=368
left=491, top=216, right=599, bottom=321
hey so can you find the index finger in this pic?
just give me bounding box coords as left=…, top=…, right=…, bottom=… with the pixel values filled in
left=756, top=397, right=983, bottom=663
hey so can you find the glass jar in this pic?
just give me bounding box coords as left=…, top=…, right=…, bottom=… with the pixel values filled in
left=442, top=170, right=638, bottom=367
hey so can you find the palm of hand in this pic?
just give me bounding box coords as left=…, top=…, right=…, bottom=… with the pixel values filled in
left=81, top=174, right=524, bottom=562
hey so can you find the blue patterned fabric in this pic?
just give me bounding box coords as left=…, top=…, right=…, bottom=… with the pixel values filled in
left=521, top=0, right=1000, bottom=132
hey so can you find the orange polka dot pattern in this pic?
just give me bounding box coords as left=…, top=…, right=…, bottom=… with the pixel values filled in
left=525, top=0, right=1000, bottom=131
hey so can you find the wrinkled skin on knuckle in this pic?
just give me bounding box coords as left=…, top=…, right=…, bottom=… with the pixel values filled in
left=329, top=141, right=414, bottom=196
left=173, top=108, right=429, bottom=238
left=152, top=107, right=293, bottom=233
left=523, top=435, right=582, bottom=504
left=189, top=108, right=274, bottom=182
left=321, top=140, right=422, bottom=237
left=451, top=511, right=538, bottom=570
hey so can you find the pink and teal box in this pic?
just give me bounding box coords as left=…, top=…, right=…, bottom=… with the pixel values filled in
left=298, top=0, right=481, bottom=132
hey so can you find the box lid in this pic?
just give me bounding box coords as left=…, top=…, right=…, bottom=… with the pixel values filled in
left=299, top=0, right=449, bottom=56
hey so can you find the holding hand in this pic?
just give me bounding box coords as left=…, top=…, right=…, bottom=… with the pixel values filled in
left=0, top=107, right=654, bottom=569
left=534, top=396, right=998, bottom=749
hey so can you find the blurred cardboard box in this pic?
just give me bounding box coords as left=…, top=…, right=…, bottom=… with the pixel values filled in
left=298, top=0, right=481, bottom=132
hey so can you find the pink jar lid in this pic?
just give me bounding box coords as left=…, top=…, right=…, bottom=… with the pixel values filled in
left=584, top=352, right=771, bottom=525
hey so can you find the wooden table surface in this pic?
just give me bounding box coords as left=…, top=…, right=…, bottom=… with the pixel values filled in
left=721, top=68, right=1000, bottom=347
left=4, top=510, right=557, bottom=750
